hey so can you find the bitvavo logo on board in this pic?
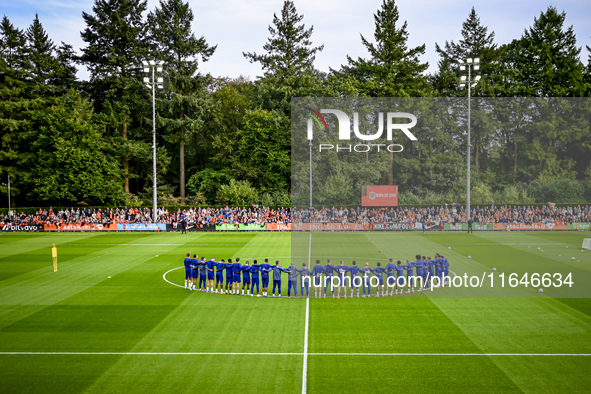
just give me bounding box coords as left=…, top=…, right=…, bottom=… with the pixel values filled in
left=306, top=107, right=417, bottom=153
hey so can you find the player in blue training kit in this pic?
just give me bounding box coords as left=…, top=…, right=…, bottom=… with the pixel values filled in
left=286, top=262, right=299, bottom=298
left=369, top=262, right=387, bottom=297
left=183, top=253, right=192, bottom=289
left=214, top=260, right=227, bottom=293
left=249, top=260, right=261, bottom=296
left=360, top=263, right=372, bottom=297
left=334, top=260, right=350, bottom=299
left=205, top=257, right=216, bottom=292
left=433, top=255, right=442, bottom=288
left=241, top=261, right=252, bottom=295
left=189, top=254, right=199, bottom=290
left=311, top=260, right=324, bottom=298
left=348, top=261, right=363, bottom=298
left=323, top=259, right=339, bottom=298
left=198, top=257, right=208, bottom=291
left=394, top=260, right=405, bottom=294
left=259, top=258, right=274, bottom=297
left=271, top=261, right=290, bottom=297
left=442, top=256, right=450, bottom=284
left=297, top=263, right=311, bottom=298
left=403, top=259, right=415, bottom=293
left=426, top=256, right=435, bottom=289
left=231, top=258, right=243, bottom=294
left=224, top=258, right=234, bottom=294
left=413, top=255, right=425, bottom=291
left=385, top=258, right=397, bottom=296
left=421, top=256, right=430, bottom=290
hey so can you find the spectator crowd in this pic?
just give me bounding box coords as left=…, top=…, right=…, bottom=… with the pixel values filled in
left=0, top=206, right=291, bottom=228
left=2, top=204, right=591, bottom=229
left=293, top=204, right=591, bottom=226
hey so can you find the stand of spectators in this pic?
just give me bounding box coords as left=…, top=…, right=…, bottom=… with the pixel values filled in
left=2, top=204, right=591, bottom=229
left=0, top=206, right=291, bottom=228
left=293, top=205, right=591, bottom=226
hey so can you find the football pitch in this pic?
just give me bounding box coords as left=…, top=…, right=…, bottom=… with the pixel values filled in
left=0, top=231, right=590, bottom=393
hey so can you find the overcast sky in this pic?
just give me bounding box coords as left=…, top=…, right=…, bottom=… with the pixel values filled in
left=3, top=0, right=591, bottom=80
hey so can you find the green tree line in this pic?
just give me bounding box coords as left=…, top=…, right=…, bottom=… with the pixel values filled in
left=1, top=0, right=591, bottom=207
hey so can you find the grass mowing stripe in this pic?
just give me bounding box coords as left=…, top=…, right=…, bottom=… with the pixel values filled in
left=2, top=232, right=590, bottom=392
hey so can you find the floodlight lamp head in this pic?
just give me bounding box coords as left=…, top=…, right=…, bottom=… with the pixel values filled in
left=142, top=60, right=149, bottom=67
left=466, top=58, right=473, bottom=64
left=149, top=60, right=155, bottom=66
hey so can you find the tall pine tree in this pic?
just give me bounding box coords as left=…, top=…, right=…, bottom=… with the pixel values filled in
left=432, top=7, right=502, bottom=171
left=504, top=6, right=585, bottom=97
left=243, top=0, right=325, bottom=115
left=147, top=0, right=216, bottom=203
left=0, top=16, right=28, bottom=206
left=80, top=0, right=151, bottom=195
left=333, top=0, right=431, bottom=97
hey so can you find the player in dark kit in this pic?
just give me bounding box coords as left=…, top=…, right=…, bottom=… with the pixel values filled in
left=231, top=258, right=243, bottom=295
left=311, top=260, right=324, bottom=298
left=349, top=261, right=363, bottom=298
left=369, top=262, right=387, bottom=297
left=190, top=254, right=199, bottom=291
left=241, top=261, right=252, bottom=295
left=334, top=260, right=350, bottom=299
left=385, top=258, right=397, bottom=296
left=184, top=253, right=192, bottom=289
left=198, top=257, right=208, bottom=291
left=224, top=259, right=234, bottom=294
left=250, top=260, right=261, bottom=297
left=259, top=258, right=274, bottom=297
left=297, top=263, right=311, bottom=298
left=271, top=260, right=290, bottom=297
left=215, top=259, right=227, bottom=293
left=323, top=259, right=339, bottom=298
left=205, top=257, right=216, bottom=292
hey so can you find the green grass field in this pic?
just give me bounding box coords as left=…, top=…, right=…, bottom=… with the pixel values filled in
left=0, top=231, right=590, bottom=393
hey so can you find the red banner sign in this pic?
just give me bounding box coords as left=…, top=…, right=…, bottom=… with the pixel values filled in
left=43, top=223, right=118, bottom=231
left=493, top=222, right=569, bottom=231
left=362, top=185, right=398, bottom=207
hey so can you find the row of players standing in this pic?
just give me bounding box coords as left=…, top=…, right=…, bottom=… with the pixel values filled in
left=306, top=256, right=450, bottom=298
left=183, top=254, right=450, bottom=298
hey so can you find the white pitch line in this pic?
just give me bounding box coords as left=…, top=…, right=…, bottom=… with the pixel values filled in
left=162, top=267, right=185, bottom=289
left=0, top=352, right=301, bottom=356
left=0, top=352, right=588, bottom=356
left=308, top=353, right=591, bottom=356
left=302, top=233, right=312, bottom=394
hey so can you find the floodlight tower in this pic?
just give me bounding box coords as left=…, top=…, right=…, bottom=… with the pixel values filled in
left=142, top=60, right=164, bottom=223
left=458, top=57, right=482, bottom=221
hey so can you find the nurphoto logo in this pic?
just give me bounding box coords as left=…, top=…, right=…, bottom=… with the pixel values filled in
left=306, top=107, right=418, bottom=153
